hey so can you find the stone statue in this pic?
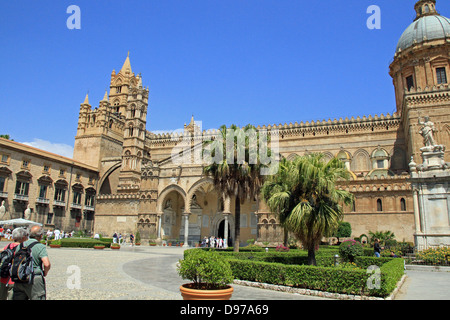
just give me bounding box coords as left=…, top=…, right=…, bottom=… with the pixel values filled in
left=0, top=201, right=5, bottom=220
left=418, top=116, right=437, bottom=147
left=24, top=205, right=31, bottom=220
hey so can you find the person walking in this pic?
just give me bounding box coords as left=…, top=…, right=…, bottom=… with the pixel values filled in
left=13, top=225, right=51, bottom=300
left=0, top=228, right=28, bottom=300
left=129, top=233, right=134, bottom=246
left=373, top=238, right=383, bottom=257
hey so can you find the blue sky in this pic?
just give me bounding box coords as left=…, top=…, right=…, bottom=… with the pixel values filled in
left=1, top=0, right=449, bottom=158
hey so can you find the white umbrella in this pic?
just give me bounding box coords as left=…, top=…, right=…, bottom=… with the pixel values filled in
left=0, top=218, right=43, bottom=227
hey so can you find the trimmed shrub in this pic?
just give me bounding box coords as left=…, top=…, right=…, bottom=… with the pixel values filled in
left=339, top=240, right=364, bottom=262
left=177, top=249, right=233, bottom=290
left=59, top=238, right=111, bottom=248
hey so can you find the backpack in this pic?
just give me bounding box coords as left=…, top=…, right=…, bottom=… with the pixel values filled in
left=10, top=242, right=39, bottom=284
left=0, top=244, right=15, bottom=278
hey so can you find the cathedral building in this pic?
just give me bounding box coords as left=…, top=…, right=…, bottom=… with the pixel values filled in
left=1, top=1, right=449, bottom=247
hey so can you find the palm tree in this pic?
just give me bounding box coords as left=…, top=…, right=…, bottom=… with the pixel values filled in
left=262, top=153, right=354, bottom=265
left=369, top=230, right=396, bottom=246
left=203, top=124, right=266, bottom=252
left=261, top=157, right=298, bottom=246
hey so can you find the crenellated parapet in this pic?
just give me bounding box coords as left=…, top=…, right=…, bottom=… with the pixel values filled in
left=145, top=112, right=401, bottom=145
left=403, top=85, right=450, bottom=106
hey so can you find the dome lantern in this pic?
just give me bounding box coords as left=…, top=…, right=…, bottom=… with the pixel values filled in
left=414, top=0, right=438, bottom=21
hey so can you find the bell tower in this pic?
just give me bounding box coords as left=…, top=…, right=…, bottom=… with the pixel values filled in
left=389, top=0, right=450, bottom=162
left=116, top=56, right=150, bottom=192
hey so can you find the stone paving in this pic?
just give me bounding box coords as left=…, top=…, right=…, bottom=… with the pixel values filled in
left=10, top=243, right=326, bottom=300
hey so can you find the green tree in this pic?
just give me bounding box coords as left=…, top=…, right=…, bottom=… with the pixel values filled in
left=203, top=124, right=266, bottom=252
left=335, top=221, right=352, bottom=238
left=262, top=153, right=354, bottom=265
left=0, top=134, right=12, bottom=140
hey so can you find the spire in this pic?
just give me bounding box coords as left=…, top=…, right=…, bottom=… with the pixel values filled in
left=120, top=51, right=132, bottom=75
left=82, top=93, right=90, bottom=105
left=101, top=90, right=109, bottom=102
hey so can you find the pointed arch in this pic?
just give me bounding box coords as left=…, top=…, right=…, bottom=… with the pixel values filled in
left=351, top=149, right=370, bottom=172
left=156, top=184, right=187, bottom=213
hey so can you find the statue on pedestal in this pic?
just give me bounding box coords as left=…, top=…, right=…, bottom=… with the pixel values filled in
left=418, top=116, right=436, bottom=148
left=415, top=116, right=448, bottom=171
left=0, top=201, right=6, bottom=220
left=24, top=205, right=31, bottom=220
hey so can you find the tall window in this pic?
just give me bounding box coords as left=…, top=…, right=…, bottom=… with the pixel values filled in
left=85, top=193, right=95, bottom=207
left=436, top=67, right=447, bottom=84
left=54, top=188, right=66, bottom=202
left=0, top=177, right=5, bottom=192
left=377, top=199, right=383, bottom=212
left=15, top=181, right=29, bottom=196
left=406, top=75, right=414, bottom=91
left=38, top=185, right=48, bottom=199
left=400, top=198, right=406, bottom=211
left=73, top=191, right=82, bottom=205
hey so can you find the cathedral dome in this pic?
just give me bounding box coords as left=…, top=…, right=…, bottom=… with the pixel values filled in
left=396, top=1, right=450, bottom=53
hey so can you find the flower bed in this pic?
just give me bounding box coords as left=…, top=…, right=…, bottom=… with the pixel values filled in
left=416, top=247, right=450, bottom=265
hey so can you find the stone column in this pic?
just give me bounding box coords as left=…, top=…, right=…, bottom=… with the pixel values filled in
left=157, top=213, right=162, bottom=239
left=223, top=213, right=229, bottom=248
left=183, top=213, right=189, bottom=247
left=412, top=187, right=422, bottom=234
left=223, top=195, right=231, bottom=248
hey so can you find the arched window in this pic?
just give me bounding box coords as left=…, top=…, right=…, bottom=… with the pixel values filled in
left=377, top=199, right=383, bottom=212
left=400, top=198, right=406, bottom=211
left=129, top=125, right=134, bottom=137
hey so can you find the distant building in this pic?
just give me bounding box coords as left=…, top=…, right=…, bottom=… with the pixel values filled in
left=0, top=138, right=98, bottom=232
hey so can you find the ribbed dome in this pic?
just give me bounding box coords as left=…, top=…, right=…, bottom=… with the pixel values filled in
left=396, top=14, right=450, bottom=53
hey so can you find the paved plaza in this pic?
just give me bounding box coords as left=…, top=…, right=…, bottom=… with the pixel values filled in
left=1, top=241, right=449, bottom=300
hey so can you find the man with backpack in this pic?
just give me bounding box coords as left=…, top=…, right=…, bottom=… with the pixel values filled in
left=12, top=225, right=51, bottom=300
left=0, top=228, right=28, bottom=300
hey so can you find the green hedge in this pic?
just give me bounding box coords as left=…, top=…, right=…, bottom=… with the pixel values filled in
left=228, top=257, right=404, bottom=298
left=51, top=238, right=111, bottom=248
left=229, top=259, right=369, bottom=295
left=183, top=249, right=404, bottom=298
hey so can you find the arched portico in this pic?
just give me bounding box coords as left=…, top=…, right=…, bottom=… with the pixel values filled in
left=156, top=184, right=187, bottom=244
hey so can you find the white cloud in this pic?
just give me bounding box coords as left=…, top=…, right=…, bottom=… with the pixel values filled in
left=21, top=139, right=74, bottom=159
